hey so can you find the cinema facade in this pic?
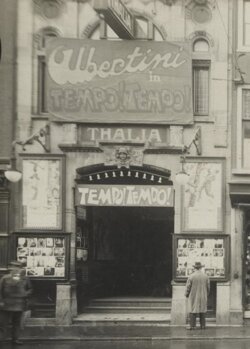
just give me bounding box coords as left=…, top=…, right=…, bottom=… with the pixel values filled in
left=3, top=0, right=247, bottom=326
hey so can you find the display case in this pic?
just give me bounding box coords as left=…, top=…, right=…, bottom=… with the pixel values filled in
left=21, top=155, right=65, bottom=230
left=173, top=234, right=230, bottom=281
left=14, top=232, right=70, bottom=280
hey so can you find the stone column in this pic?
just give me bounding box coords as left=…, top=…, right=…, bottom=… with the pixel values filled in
left=216, top=282, right=230, bottom=325
left=230, top=207, right=244, bottom=324
left=171, top=282, right=187, bottom=326
left=56, top=283, right=72, bottom=325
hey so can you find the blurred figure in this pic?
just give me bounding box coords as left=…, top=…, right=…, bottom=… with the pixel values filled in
left=0, top=261, right=32, bottom=345
left=185, top=261, right=210, bottom=330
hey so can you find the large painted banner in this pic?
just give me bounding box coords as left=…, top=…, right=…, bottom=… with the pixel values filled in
left=46, top=39, right=193, bottom=124
left=76, top=185, right=174, bottom=207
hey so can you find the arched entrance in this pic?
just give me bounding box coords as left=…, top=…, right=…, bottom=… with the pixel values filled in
left=75, top=164, right=174, bottom=312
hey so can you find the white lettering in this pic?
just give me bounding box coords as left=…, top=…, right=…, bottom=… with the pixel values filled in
left=77, top=186, right=173, bottom=207
left=100, top=128, right=111, bottom=140
left=113, top=128, right=125, bottom=141
left=157, top=189, right=167, bottom=206
left=99, top=188, right=112, bottom=204
left=84, top=127, right=163, bottom=143
left=148, top=129, right=161, bottom=143
left=88, top=189, right=98, bottom=205
left=87, top=127, right=99, bottom=141
left=78, top=188, right=89, bottom=205
left=48, top=46, right=186, bottom=85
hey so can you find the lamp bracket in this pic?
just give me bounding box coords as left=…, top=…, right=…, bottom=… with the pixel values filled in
left=14, top=124, right=50, bottom=153
left=183, top=127, right=202, bottom=156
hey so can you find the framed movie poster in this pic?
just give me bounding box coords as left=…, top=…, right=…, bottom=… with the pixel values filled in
left=173, top=234, right=230, bottom=281
left=182, top=159, right=224, bottom=231
left=15, top=233, right=70, bottom=279
left=21, top=155, right=64, bottom=229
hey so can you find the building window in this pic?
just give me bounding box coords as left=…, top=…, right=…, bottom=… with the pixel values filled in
left=193, top=39, right=209, bottom=52
left=193, top=60, right=210, bottom=116
left=242, top=88, right=250, bottom=168
left=244, top=0, right=250, bottom=46
left=236, top=86, right=250, bottom=169
left=192, top=38, right=210, bottom=116
left=238, top=0, right=250, bottom=50
left=35, top=30, right=58, bottom=114
left=38, top=56, right=48, bottom=113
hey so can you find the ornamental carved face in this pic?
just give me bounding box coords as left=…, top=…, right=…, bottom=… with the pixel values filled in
left=115, top=147, right=131, bottom=167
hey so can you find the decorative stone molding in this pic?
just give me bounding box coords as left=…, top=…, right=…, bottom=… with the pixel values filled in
left=58, top=144, right=103, bottom=153
left=188, top=30, right=215, bottom=47
left=33, top=0, right=66, bottom=19
left=33, top=26, right=62, bottom=50
left=185, top=0, right=216, bottom=24
left=81, top=15, right=101, bottom=38
left=103, top=146, right=144, bottom=168
left=185, top=0, right=216, bottom=7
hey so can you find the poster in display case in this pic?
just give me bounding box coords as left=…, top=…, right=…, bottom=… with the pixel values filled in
left=182, top=160, right=223, bottom=232
left=21, top=156, right=64, bottom=230
left=15, top=233, right=70, bottom=279
left=173, top=234, right=230, bottom=281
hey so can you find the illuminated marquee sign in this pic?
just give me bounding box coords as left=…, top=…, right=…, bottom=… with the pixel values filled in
left=75, top=185, right=174, bottom=207
left=94, top=0, right=134, bottom=39
left=46, top=39, right=193, bottom=124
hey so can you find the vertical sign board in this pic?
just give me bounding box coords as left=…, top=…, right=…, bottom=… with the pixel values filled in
left=46, top=39, right=193, bottom=124
left=94, top=0, right=135, bottom=39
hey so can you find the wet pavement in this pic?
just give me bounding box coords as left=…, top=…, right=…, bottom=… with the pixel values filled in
left=1, top=340, right=250, bottom=349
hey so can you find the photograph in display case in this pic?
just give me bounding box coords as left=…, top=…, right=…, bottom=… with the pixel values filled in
left=173, top=234, right=229, bottom=280
left=16, top=235, right=68, bottom=278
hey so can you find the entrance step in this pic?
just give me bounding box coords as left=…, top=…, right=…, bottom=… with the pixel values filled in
left=83, top=297, right=171, bottom=314
left=74, top=312, right=171, bottom=325
left=74, top=297, right=171, bottom=327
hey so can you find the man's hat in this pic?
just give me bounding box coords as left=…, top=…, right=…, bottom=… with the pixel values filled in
left=8, top=260, right=23, bottom=268
left=193, top=261, right=204, bottom=269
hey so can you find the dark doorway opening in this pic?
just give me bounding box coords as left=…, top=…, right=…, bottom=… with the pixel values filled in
left=76, top=206, right=174, bottom=310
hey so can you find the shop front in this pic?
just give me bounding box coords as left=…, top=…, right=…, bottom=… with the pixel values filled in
left=229, top=182, right=250, bottom=321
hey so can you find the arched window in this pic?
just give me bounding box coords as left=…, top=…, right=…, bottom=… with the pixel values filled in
left=35, top=28, right=59, bottom=114
left=193, top=38, right=209, bottom=52
left=192, top=38, right=211, bottom=116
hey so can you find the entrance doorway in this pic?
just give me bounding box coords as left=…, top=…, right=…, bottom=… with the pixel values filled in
left=76, top=206, right=174, bottom=309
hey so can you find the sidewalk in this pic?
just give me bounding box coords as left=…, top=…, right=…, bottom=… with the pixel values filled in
left=0, top=324, right=249, bottom=342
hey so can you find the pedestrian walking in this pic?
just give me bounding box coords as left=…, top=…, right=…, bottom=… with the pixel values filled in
left=0, top=261, right=32, bottom=345
left=185, top=261, right=210, bottom=330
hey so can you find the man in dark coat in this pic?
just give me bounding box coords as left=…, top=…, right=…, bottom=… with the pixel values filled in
left=0, top=261, right=32, bottom=345
left=185, top=261, right=210, bottom=330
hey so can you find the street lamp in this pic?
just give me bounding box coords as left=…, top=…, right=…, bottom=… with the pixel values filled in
left=4, top=141, right=22, bottom=183
left=175, top=156, right=189, bottom=185
left=4, top=168, right=22, bottom=183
